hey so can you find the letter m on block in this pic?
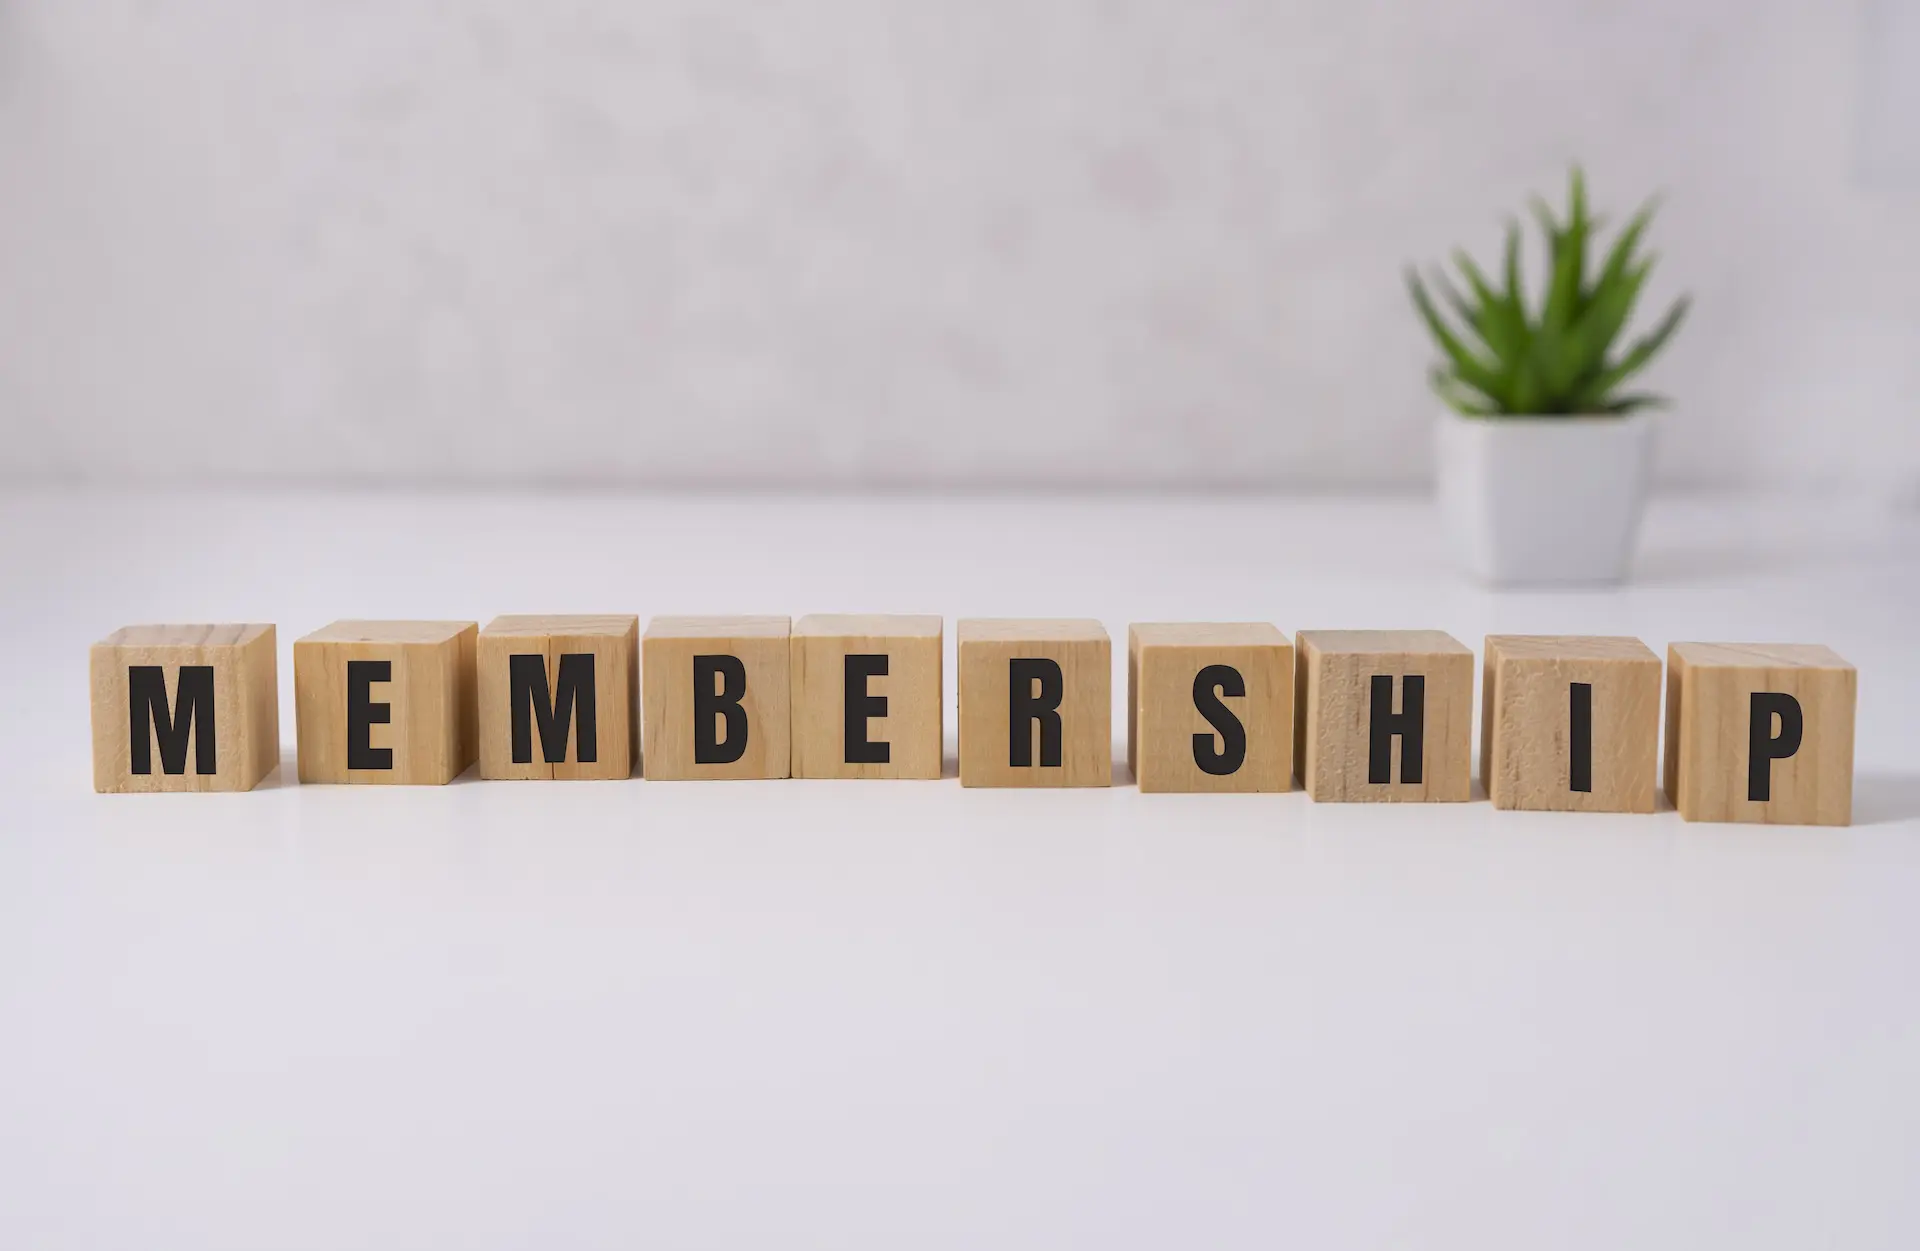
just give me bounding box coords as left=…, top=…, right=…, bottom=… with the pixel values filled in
left=128, top=665, right=216, bottom=775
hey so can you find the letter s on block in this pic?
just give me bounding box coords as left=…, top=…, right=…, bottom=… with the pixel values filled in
left=1190, top=664, right=1247, bottom=776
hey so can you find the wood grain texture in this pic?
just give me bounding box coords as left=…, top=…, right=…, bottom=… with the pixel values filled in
left=1294, top=629, right=1472, bottom=803
left=476, top=615, right=638, bottom=781
left=1664, top=642, right=1856, bottom=826
left=642, top=615, right=791, bottom=780
left=294, top=620, right=477, bottom=785
left=791, top=615, right=943, bottom=780
left=1127, top=622, right=1293, bottom=793
left=89, top=624, right=279, bottom=793
left=1482, top=635, right=1661, bottom=813
left=958, top=618, right=1110, bottom=788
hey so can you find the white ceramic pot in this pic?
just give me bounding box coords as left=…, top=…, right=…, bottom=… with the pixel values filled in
left=1435, top=410, right=1654, bottom=586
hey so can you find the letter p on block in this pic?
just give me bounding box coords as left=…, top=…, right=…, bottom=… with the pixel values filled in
left=1664, top=642, right=1856, bottom=825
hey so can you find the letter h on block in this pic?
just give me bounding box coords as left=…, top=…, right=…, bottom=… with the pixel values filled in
left=477, top=615, right=638, bottom=780
left=294, top=621, right=478, bottom=785
left=791, top=615, right=943, bottom=779
left=1128, top=623, right=1294, bottom=792
left=642, top=616, right=792, bottom=779
left=958, top=619, right=1110, bottom=788
left=1664, top=642, right=1856, bottom=825
left=89, top=624, right=280, bottom=793
left=1482, top=635, right=1662, bottom=812
left=1294, top=630, right=1473, bottom=802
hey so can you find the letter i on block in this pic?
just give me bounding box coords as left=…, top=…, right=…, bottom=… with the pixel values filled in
left=1481, top=635, right=1662, bottom=812
left=293, top=621, right=478, bottom=784
left=89, top=625, right=279, bottom=792
left=642, top=616, right=792, bottom=779
left=958, top=619, right=1111, bottom=788
left=1664, top=643, right=1857, bottom=825
left=791, top=615, right=943, bottom=779
left=1127, top=623, right=1294, bottom=792
left=477, top=615, right=638, bottom=780
left=1294, top=630, right=1473, bottom=802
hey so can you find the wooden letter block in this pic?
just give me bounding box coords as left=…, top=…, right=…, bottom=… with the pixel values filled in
left=294, top=621, right=478, bottom=785
left=1482, top=635, right=1661, bottom=813
left=643, top=616, right=791, bottom=780
left=1664, top=642, right=1856, bottom=826
left=791, top=615, right=943, bottom=780
left=1294, top=630, right=1473, bottom=802
left=958, top=619, right=1110, bottom=788
left=1127, top=623, right=1294, bottom=793
left=89, top=624, right=279, bottom=793
left=477, top=615, right=638, bottom=781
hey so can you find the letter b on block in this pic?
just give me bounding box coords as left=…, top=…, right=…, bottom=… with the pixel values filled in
left=90, top=624, right=280, bottom=793
left=958, top=619, right=1110, bottom=788
left=1664, top=642, right=1856, bottom=825
left=1127, top=623, right=1294, bottom=793
left=1294, top=630, right=1473, bottom=802
left=642, top=616, right=791, bottom=780
left=477, top=615, right=638, bottom=781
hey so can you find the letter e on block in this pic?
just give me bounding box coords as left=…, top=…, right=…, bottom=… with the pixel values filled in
left=1482, top=635, right=1662, bottom=813
left=958, top=619, right=1110, bottom=788
left=642, top=616, right=791, bottom=780
left=89, top=624, right=280, bottom=793
left=294, top=621, right=478, bottom=785
left=1128, top=623, right=1293, bottom=793
left=1294, top=630, right=1473, bottom=802
left=791, top=615, right=942, bottom=779
left=1664, top=642, right=1856, bottom=825
left=477, top=615, right=638, bottom=781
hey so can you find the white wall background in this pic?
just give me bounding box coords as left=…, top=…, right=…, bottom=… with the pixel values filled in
left=0, top=0, right=1915, bottom=491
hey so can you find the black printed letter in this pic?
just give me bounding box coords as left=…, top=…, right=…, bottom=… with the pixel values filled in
left=844, top=654, right=889, bottom=765
left=510, top=653, right=597, bottom=765
left=694, top=655, right=748, bottom=765
left=347, top=659, right=393, bottom=771
left=1569, top=681, right=1593, bottom=793
left=1748, top=692, right=1803, bottom=802
left=1191, top=664, right=1247, bottom=776
left=128, top=665, right=215, bottom=775
left=1009, top=658, right=1063, bottom=768
left=1368, top=674, right=1425, bottom=785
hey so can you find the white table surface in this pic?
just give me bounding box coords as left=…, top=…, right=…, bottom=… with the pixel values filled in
left=4, top=487, right=1919, bottom=1250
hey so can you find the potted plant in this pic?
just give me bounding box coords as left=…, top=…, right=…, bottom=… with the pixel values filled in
left=1409, top=168, right=1690, bottom=585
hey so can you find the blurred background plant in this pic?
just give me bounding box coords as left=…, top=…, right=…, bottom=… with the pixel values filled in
left=1409, top=168, right=1691, bottom=418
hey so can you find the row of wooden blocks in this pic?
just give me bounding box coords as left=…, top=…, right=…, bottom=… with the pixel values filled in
left=89, top=617, right=1858, bottom=825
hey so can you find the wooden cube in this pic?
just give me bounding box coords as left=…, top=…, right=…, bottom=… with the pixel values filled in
left=477, top=615, right=638, bottom=781
left=791, top=615, right=943, bottom=780
left=958, top=619, right=1110, bottom=788
left=1294, top=630, right=1473, bottom=803
left=643, top=616, right=791, bottom=780
left=89, top=624, right=279, bottom=793
left=294, top=620, right=478, bottom=785
left=1481, top=635, right=1661, bottom=813
left=1664, top=642, right=1856, bottom=826
left=1127, top=623, right=1294, bottom=793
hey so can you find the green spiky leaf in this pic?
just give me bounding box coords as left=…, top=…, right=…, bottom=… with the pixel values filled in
left=1406, top=268, right=1506, bottom=399
left=1405, top=167, right=1690, bottom=416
